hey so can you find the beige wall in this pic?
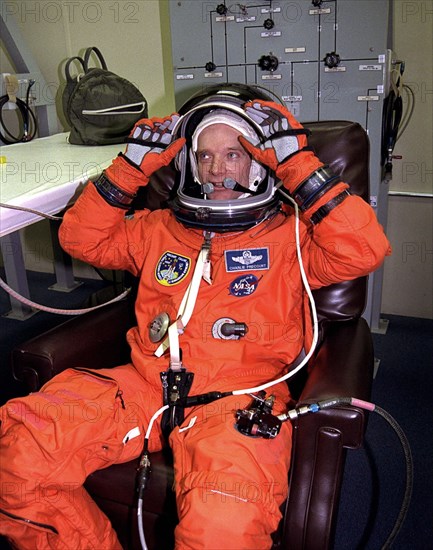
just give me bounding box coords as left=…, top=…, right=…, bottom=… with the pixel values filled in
left=1, top=1, right=432, bottom=318
left=0, top=0, right=175, bottom=123
left=1, top=0, right=175, bottom=279
left=380, top=0, right=433, bottom=318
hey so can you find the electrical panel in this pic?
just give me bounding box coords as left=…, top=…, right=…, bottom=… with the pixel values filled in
left=168, top=0, right=392, bottom=329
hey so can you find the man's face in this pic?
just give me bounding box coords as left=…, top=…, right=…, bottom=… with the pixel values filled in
left=196, top=123, right=252, bottom=200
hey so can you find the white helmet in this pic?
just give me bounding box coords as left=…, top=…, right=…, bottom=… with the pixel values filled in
left=170, top=83, right=282, bottom=232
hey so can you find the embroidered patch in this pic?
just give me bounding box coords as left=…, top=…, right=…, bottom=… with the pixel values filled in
left=225, top=248, right=269, bottom=272
left=155, top=251, right=191, bottom=286
left=229, top=274, right=260, bottom=297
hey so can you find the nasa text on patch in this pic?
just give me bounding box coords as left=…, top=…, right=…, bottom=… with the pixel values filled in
left=229, top=274, right=260, bottom=297
left=225, top=248, right=269, bottom=272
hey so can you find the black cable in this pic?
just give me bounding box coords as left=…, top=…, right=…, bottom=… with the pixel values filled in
left=397, top=84, right=416, bottom=139
left=373, top=405, right=413, bottom=550
left=381, top=88, right=403, bottom=167
left=295, top=397, right=413, bottom=550
left=0, top=80, right=38, bottom=144
left=345, top=401, right=413, bottom=549
left=136, top=391, right=413, bottom=549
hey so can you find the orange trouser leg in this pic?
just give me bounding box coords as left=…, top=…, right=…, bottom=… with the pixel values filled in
left=0, top=365, right=163, bottom=550
left=170, top=394, right=292, bottom=550
left=0, top=484, right=120, bottom=550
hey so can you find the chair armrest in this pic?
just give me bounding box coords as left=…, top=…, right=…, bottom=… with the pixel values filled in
left=281, top=318, right=374, bottom=550
left=11, top=299, right=135, bottom=392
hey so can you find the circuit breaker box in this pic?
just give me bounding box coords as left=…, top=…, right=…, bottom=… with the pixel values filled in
left=168, top=0, right=393, bottom=329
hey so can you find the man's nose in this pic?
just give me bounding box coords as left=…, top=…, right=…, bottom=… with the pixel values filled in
left=210, top=157, right=225, bottom=175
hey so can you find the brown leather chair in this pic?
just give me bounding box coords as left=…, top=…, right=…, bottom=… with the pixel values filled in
left=11, top=120, right=374, bottom=550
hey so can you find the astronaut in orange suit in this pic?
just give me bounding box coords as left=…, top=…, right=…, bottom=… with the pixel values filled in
left=0, top=85, right=391, bottom=549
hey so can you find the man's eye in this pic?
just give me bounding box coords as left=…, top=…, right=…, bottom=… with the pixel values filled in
left=228, top=152, right=240, bottom=160
left=198, top=152, right=211, bottom=161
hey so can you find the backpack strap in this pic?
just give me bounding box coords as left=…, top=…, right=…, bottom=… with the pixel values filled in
left=83, top=47, right=108, bottom=71
left=64, top=56, right=86, bottom=83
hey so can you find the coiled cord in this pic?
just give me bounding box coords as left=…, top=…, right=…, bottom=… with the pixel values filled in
left=0, top=80, right=38, bottom=144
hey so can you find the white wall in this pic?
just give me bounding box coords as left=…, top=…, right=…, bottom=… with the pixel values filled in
left=380, top=0, right=432, bottom=318
left=1, top=0, right=175, bottom=121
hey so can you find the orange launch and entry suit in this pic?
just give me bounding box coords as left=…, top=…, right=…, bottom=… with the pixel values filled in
left=0, top=110, right=391, bottom=549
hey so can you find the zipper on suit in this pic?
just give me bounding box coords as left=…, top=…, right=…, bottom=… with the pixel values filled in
left=0, top=507, right=58, bottom=534
left=72, top=367, right=126, bottom=409
left=72, top=367, right=117, bottom=382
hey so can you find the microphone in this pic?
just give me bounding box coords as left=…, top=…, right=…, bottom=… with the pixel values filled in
left=223, top=178, right=257, bottom=195
left=201, top=179, right=257, bottom=196
left=202, top=182, right=215, bottom=194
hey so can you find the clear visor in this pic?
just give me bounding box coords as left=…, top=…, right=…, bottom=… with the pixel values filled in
left=173, top=101, right=276, bottom=209
left=170, top=100, right=279, bottom=231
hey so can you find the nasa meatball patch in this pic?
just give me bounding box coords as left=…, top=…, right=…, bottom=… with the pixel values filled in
left=228, top=274, right=260, bottom=297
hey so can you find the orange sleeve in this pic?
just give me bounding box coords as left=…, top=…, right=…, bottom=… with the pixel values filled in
left=58, top=181, right=155, bottom=275
left=302, top=193, right=392, bottom=288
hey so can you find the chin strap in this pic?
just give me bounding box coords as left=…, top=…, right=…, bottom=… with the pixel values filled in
left=155, top=232, right=213, bottom=369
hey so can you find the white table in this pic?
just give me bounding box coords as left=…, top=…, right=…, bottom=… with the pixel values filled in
left=0, top=133, right=122, bottom=318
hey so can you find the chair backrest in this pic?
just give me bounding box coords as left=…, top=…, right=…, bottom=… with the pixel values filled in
left=141, top=119, right=370, bottom=322
left=307, top=121, right=370, bottom=322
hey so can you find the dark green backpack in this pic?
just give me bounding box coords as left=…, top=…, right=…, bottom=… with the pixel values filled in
left=62, top=47, right=147, bottom=145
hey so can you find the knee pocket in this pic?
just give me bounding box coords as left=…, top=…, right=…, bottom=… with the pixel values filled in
left=181, top=470, right=282, bottom=510
left=176, top=470, right=283, bottom=544
left=0, top=369, right=129, bottom=484
left=3, top=369, right=124, bottom=437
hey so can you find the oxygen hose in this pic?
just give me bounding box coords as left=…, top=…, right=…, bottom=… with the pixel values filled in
left=282, top=397, right=413, bottom=550
left=136, top=394, right=413, bottom=550
left=368, top=405, right=413, bottom=549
